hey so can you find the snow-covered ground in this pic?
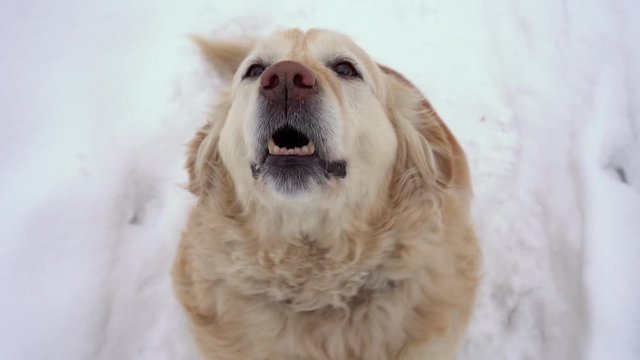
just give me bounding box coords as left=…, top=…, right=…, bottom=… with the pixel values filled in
left=1, top=0, right=639, bottom=359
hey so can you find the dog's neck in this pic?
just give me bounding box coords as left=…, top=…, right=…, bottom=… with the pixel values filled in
left=253, top=202, right=343, bottom=241
left=206, top=167, right=433, bottom=293
left=225, top=200, right=402, bottom=313
left=200, top=171, right=442, bottom=313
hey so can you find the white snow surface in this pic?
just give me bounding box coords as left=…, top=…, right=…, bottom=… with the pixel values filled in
left=1, top=0, right=639, bottom=359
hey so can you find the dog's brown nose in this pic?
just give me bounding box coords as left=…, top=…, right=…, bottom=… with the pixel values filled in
left=260, top=60, right=316, bottom=100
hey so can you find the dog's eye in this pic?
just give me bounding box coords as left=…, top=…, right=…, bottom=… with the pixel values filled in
left=244, top=64, right=266, bottom=79
left=332, top=61, right=360, bottom=78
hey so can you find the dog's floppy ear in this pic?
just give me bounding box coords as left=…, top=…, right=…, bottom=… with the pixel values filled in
left=190, top=35, right=254, bottom=82
left=186, top=35, right=250, bottom=195
left=380, top=64, right=471, bottom=191
left=184, top=95, right=232, bottom=196
left=185, top=122, right=213, bottom=195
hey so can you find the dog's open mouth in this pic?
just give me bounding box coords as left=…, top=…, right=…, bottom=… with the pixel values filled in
left=250, top=125, right=346, bottom=192
left=267, top=126, right=316, bottom=157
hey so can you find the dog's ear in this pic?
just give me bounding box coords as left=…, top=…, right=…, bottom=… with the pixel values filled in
left=185, top=122, right=212, bottom=195
left=380, top=64, right=471, bottom=191
left=190, top=35, right=254, bottom=82
left=184, top=95, right=231, bottom=196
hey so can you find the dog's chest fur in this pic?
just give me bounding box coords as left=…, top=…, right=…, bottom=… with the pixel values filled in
left=186, top=222, right=428, bottom=359
left=205, top=220, right=400, bottom=312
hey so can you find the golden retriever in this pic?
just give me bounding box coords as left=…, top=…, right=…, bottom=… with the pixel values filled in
left=172, top=28, right=480, bottom=360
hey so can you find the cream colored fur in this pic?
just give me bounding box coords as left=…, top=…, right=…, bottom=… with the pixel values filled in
left=173, top=29, right=480, bottom=360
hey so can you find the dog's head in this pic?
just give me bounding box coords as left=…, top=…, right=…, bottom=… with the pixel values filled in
left=188, top=29, right=464, bottom=211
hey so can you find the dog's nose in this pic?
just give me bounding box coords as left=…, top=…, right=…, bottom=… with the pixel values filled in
left=260, top=60, right=316, bottom=100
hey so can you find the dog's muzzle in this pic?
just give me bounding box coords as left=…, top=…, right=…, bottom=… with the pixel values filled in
left=250, top=60, right=347, bottom=194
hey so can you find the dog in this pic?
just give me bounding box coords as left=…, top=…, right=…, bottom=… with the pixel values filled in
left=172, top=28, right=480, bottom=360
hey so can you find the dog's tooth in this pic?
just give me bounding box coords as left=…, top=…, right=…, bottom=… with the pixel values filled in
left=268, top=138, right=276, bottom=154
left=294, top=147, right=301, bottom=155
left=308, top=142, right=315, bottom=154
left=273, top=145, right=280, bottom=155
left=301, top=145, right=309, bottom=155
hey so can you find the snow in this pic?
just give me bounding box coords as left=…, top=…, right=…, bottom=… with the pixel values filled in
left=1, top=0, right=639, bottom=359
